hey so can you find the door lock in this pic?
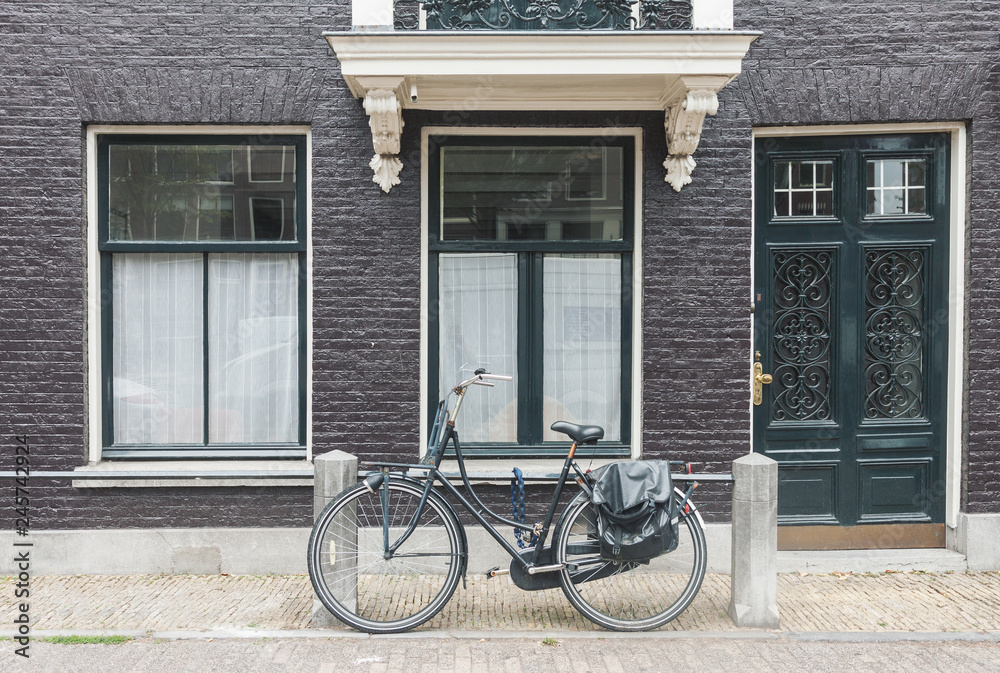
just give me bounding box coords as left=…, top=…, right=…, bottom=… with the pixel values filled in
left=752, top=352, right=772, bottom=406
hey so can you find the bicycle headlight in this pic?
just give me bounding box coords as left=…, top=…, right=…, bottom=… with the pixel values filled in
left=363, top=473, right=385, bottom=493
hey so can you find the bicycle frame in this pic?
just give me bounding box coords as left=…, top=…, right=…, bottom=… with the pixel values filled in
left=364, top=420, right=592, bottom=575
left=361, top=372, right=698, bottom=580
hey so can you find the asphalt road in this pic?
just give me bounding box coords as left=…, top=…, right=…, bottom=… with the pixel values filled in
left=4, top=634, right=1000, bottom=673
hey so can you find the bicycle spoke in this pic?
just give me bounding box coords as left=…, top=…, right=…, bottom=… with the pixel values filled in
left=557, top=492, right=707, bottom=631
left=308, top=481, right=463, bottom=633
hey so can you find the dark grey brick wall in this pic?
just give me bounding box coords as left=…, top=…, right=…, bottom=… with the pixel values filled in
left=1, top=1, right=997, bottom=532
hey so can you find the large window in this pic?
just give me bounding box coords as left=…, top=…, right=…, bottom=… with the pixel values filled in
left=429, top=136, right=633, bottom=456
left=97, top=135, right=307, bottom=459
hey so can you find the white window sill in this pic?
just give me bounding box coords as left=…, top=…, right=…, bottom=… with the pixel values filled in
left=74, top=457, right=628, bottom=488
left=72, top=460, right=314, bottom=488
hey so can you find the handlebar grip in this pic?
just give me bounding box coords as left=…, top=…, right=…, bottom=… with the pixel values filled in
left=478, top=373, right=513, bottom=381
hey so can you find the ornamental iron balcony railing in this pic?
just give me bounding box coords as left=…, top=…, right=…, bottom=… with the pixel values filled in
left=394, top=0, right=694, bottom=30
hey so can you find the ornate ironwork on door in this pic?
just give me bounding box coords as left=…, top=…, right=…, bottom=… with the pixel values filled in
left=417, top=0, right=694, bottom=30
left=863, top=247, right=926, bottom=420
left=770, top=248, right=834, bottom=423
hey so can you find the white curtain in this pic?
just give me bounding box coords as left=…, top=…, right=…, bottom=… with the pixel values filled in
left=209, top=253, right=299, bottom=443
left=113, top=253, right=203, bottom=444
left=543, top=255, right=621, bottom=441
left=438, top=254, right=518, bottom=443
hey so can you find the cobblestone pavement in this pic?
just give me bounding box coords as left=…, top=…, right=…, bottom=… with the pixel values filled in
left=5, top=636, right=1000, bottom=673
left=2, top=571, right=999, bottom=633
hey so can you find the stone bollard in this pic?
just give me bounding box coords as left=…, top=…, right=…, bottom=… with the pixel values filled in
left=728, top=452, right=780, bottom=628
left=311, top=450, right=358, bottom=628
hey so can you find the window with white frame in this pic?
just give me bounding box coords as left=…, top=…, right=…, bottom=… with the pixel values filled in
left=97, top=134, right=306, bottom=459
left=428, top=136, right=634, bottom=457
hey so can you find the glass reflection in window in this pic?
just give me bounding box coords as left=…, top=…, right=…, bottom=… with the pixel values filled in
left=773, top=160, right=834, bottom=218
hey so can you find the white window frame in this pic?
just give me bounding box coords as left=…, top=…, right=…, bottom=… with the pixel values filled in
left=84, top=125, right=313, bottom=482
left=419, top=126, right=645, bottom=464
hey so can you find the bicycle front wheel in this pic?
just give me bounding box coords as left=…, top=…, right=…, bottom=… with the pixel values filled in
left=555, top=490, right=707, bottom=631
left=307, top=479, right=464, bottom=633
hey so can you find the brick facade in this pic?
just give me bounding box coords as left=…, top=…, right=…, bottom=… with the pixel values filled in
left=0, top=1, right=997, bottom=529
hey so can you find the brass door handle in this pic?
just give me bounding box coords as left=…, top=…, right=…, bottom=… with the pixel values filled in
left=752, top=362, right=773, bottom=406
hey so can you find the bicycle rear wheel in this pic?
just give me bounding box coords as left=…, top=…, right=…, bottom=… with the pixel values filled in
left=554, top=490, right=707, bottom=631
left=307, top=479, right=464, bottom=633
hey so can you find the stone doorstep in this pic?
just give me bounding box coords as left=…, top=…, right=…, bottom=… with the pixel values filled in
left=777, top=549, right=969, bottom=574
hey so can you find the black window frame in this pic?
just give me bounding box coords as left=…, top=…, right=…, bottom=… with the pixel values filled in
left=428, top=134, right=635, bottom=458
left=97, top=133, right=308, bottom=460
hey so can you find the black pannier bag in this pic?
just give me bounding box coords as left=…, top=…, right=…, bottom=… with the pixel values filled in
left=589, top=461, right=678, bottom=562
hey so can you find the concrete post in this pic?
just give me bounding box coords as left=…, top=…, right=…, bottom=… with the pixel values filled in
left=728, top=452, right=780, bottom=628
left=311, top=450, right=358, bottom=628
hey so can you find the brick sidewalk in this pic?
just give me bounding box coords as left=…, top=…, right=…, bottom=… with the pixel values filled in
left=3, top=571, right=999, bottom=633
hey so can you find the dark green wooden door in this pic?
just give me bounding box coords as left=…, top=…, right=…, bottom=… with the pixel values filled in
left=753, top=133, right=949, bottom=526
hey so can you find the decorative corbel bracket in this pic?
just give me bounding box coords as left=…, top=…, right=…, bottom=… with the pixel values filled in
left=662, top=80, right=724, bottom=192
left=359, top=77, right=405, bottom=193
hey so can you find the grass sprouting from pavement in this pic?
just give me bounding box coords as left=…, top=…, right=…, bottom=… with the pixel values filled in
left=39, top=635, right=135, bottom=645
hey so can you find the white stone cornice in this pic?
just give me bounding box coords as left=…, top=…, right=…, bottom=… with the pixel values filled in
left=324, top=32, right=759, bottom=192
left=358, top=77, right=405, bottom=192
left=662, top=79, right=725, bottom=192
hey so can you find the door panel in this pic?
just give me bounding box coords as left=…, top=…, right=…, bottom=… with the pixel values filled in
left=770, top=247, right=837, bottom=424
left=776, top=464, right=839, bottom=521
left=754, top=133, right=949, bottom=530
left=862, top=245, right=928, bottom=422
left=858, top=459, right=931, bottom=520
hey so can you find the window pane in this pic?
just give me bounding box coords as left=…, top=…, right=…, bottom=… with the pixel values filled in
left=108, top=143, right=296, bottom=242
left=440, top=146, right=623, bottom=241
left=774, top=192, right=790, bottom=217
left=881, top=160, right=905, bottom=188
left=774, top=162, right=789, bottom=189
left=542, top=255, right=621, bottom=442
left=250, top=197, right=286, bottom=240
left=113, top=254, right=203, bottom=444
left=791, top=162, right=814, bottom=189
left=791, top=191, right=814, bottom=217
left=248, top=147, right=287, bottom=182
left=815, top=190, right=833, bottom=216
left=774, top=160, right=834, bottom=218
left=198, top=195, right=234, bottom=240
left=883, top=189, right=905, bottom=215
left=816, top=162, right=833, bottom=188
left=866, top=159, right=928, bottom=216
left=208, top=253, right=299, bottom=444
left=438, top=254, right=518, bottom=442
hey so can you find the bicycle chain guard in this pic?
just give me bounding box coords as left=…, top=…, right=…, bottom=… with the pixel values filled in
left=508, top=547, right=560, bottom=591
left=508, top=546, right=645, bottom=591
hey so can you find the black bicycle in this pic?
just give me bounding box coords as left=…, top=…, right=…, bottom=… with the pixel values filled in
left=307, top=371, right=707, bottom=633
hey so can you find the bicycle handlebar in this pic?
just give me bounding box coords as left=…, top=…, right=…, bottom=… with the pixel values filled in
left=479, top=373, right=514, bottom=381
left=454, top=372, right=514, bottom=391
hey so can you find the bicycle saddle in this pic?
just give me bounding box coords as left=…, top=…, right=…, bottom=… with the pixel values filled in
left=550, top=421, right=604, bottom=445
